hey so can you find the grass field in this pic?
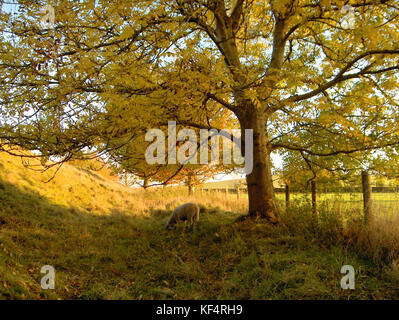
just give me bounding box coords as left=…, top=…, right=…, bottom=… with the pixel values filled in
left=204, top=189, right=399, bottom=218
left=0, top=152, right=399, bottom=299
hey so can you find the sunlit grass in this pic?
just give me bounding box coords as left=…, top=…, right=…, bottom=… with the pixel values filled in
left=0, top=152, right=399, bottom=299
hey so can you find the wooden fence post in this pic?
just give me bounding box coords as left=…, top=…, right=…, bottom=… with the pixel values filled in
left=285, top=184, right=290, bottom=210
left=362, top=170, right=373, bottom=223
left=311, top=180, right=317, bottom=214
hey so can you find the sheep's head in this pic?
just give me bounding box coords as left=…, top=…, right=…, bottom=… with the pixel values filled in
left=166, top=217, right=176, bottom=230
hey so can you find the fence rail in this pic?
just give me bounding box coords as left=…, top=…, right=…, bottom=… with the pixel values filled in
left=200, top=187, right=399, bottom=194
left=197, top=172, right=398, bottom=218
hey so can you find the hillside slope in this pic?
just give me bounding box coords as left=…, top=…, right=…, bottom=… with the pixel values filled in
left=0, top=152, right=398, bottom=299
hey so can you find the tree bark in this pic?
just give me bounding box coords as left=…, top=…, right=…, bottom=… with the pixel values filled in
left=188, top=184, right=194, bottom=196
left=143, top=176, right=149, bottom=189
left=187, top=173, right=194, bottom=196
left=362, top=170, right=372, bottom=223
left=240, top=111, right=279, bottom=224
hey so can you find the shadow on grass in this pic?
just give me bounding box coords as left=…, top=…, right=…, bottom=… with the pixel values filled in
left=0, top=176, right=241, bottom=299
left=0, top=176, right=399, bottom=300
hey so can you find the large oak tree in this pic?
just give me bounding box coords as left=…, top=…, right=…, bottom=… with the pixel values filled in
left=1, top=0, right=399, bottom=224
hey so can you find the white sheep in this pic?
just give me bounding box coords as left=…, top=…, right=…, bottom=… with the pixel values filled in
left=166, top=202, right=200, bottom=231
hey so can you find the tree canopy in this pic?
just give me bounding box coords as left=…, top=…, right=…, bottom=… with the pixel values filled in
left=1, top=0, right=398, bottom=223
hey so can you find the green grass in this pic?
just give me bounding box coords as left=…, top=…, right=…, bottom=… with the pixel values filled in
left=0, top=152, right=399, bottom=299
left=209, top=190, right=399, bottom=218
left=275, top=192, right=399, bottom=202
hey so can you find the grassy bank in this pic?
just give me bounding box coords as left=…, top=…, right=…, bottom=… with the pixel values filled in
left=0, top=152, right=398, bottom=299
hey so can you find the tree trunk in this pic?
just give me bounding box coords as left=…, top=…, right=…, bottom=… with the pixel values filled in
left=240, top=111, right=279, bottom=224
left=187, top=173, right=194, bottom=196
left=188, top=184, right=194, bottom=196
left=143, top=176, right=149, bottom=189
left=362, top=170, right=372, bottom=223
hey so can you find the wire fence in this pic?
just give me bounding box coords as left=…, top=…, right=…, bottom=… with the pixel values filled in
left=200, top=187, right=399, bottom=216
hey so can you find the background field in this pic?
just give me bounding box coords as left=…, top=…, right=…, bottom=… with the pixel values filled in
left=202, top=190, right=399, bottom=218
left=0, top=152, right=399, bottom=299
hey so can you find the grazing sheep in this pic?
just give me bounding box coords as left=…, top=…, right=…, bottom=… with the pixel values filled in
left=166, top=202, right=200, bottom=231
